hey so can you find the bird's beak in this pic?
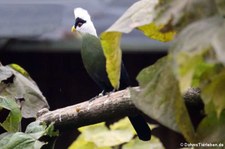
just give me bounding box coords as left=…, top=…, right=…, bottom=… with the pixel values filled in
left=71, top=25, right=76, bottom=32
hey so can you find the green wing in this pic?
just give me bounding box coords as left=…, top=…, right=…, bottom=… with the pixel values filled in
left=81, top=34, right=113, bottom=91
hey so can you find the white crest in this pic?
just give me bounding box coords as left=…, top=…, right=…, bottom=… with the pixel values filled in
left=73, top=8, right=97, bottom=37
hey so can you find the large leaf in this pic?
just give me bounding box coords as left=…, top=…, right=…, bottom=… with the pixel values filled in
left=122, top=136, right=164, bottom=149
left=0, top=96, right=22, bottom=132
left=68, top=135, right=111, bottom=149
left=138, top=23, right=175, bottom=42
left=0, top=121, right=58, bottom=149
left=155, top=0, right=218, bottom=31
left=200, top=68, right=225, bottom=116
left=109, top=117, right=136, bottom=135
left=132, top=56, right=195, bottom=142
left=102, top=0, right=158, bottom=33
left=100, top=32, right=122, bottom=89
left=215, top=0, right=225, bottom=16
left=69, top=118, right=135, bottom=149
left=69, top=118, right=160, bottom=149
left=25, top=121, right=58, bottom=139
left=0, top=132, right=44, bottom=149
left=172, top=16, right=225, bottom=116
left=174, top=51, right=210, bottom=93
left=196, top=110, right=225, bottom=144
left=100, top=0, right=174, bottom=89
left=78, top=118, right=135, bottom=147
left=172, top=16, right=225, bottom=64
left=0, top=64, right=49, bottom=118
left=102, top=0, right=174, bottom=41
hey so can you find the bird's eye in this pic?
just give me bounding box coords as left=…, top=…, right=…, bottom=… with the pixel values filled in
left=77, top=22, right=83, bottom=27
left=75, top=17, right=86, bottom=28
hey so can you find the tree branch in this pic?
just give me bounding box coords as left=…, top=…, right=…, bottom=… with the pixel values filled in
left=37, top=87, right=202, bottom=130
left=37, top=87, right=139, bottom=130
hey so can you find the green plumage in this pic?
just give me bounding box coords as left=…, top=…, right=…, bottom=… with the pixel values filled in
left=80, top=33, right=151, bottom=141
left=81, top=33, right=113, bottom=91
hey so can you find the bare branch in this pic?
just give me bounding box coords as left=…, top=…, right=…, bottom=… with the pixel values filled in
left=37, top=87, right=139, bottom=129
left=37, top=87, right=202, bottom=130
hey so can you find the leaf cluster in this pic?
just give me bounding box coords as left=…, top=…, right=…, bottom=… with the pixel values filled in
left=100, top=0, right=225, bottom=146
left=69, top=118, right=163, bottom=149
left=0, top=64, right=55, bottom=148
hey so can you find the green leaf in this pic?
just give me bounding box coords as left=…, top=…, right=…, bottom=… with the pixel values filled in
left=110, top=117, right=135, bottom=134
left=172, top=15, right=225, bottom=95
left=155, top=0, right=218, bottom=31
left=0, top=121, right=58, bottom=149
left=106, top=0, right=175, bottom=42
left=25, top=121, right=47, bottom=140
left=196, top=110, right=225, bottom=143
left=191, top=62, right=215, bottom=88
left=138, top=23, right=175, bottom=42
left=172, top=16, right=225, bottom=65
left=104, top=0, right=174, bottom=41
left=100, top=0, right=174, bottom=89
left=108, top=117, right=136, bottom=141
left=0, top=132, right=44, bottom=149
left=0, top=64, right=49, bottom=118
left=9, top=64, right=30, bottom=78
left=103, top=0, right=158, bottom=33
left=25, top=121, right=58, bottom=139
left=69, top=118, right=159, bottom=149
left=200, top=69, right=225, bottom=116
left=132, top=56, right=195, bottom=142
left=68, top=135, right=111, bottom=149
left=122, top=136, right=164, bottom=149
left=70, top=118, right=137, bottom=148
left=174, top=51, right=209, bottom=93
left=215, top=0, right=225, bottom=16
left=0, top=96, right=22, bottom=132
left=78, top=119, right=134, bottom=147
left=170, top=13, right=225, bottom=120
left=100, top=32, right=122, bottom=89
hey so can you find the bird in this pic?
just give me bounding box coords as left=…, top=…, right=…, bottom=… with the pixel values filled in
left=71, top=7, right=151, bottom=141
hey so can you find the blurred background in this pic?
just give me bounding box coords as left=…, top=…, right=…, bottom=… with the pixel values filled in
left=0, top=0, right=178, bottom=148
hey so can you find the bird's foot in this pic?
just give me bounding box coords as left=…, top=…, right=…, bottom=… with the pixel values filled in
left=105, top=89, right=116, bottom=97
left=98, top=90, right=105, bottom=97
left=88, top=90, right=105, bottom=102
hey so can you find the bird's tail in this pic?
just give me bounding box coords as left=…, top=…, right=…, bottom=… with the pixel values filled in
left=128, top=115, right=151, bottom=141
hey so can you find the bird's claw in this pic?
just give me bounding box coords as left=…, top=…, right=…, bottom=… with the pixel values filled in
left=98, top=90, right=104, bottom=97
left=88, top=90, right=105, bottom=102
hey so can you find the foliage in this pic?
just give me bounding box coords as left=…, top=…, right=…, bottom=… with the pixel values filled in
left=1, top=0, right=225, bottom=148
left=0, top=121, right=58, bottom=149
left=69, top=118, right=161, bottom=149
left=0, top=96, right=22, bottom=132
left=100, top=0, right=225, bottom=145
left=0, top=64, right=49, bottom=118
left=132, top=56, right=195, bottom=141
left=0, top=64, right=54, bottom=149
left=100, top=32, right=122, bottom=89
left=100, top=0, right=175, bottom=89
left=122, top=137, right=163, bottom=149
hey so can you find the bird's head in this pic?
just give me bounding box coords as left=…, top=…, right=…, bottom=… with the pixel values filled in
left=71, top=8, right=97, bottom=37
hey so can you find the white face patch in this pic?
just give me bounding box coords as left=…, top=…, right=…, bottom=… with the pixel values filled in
left=74, top=8, right=91, bottom=22
left=73, top=8, right=97, bottom=37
